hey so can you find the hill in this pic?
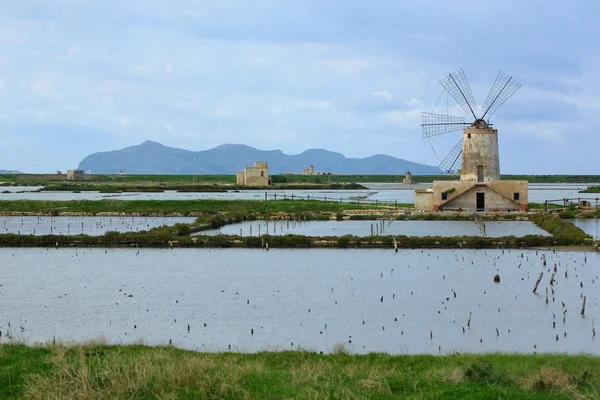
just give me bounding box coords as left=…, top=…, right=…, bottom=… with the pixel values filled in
left=78, top=141, right=439, bottom=175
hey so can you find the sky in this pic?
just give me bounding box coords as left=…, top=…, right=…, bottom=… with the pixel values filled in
left=1, top=1, right=599, bottom=174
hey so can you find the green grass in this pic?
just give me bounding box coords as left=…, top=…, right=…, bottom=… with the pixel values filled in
left=531, top=213, right=591, bottom=239
left=94, top=174, right=237, bottom=183
left=581, top=186, right=600, bottom=193
left=0, top=199, right=390, bottom=215
left=1, top=343, right=599, bottom=399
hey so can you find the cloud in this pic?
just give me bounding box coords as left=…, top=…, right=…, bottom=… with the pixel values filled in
left=0, top=0, right=599, bottom=173
left=372, top=91, right=393, bottom=101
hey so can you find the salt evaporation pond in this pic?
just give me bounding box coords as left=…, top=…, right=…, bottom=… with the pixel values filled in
left=2, top=183, right=598, bottom=205
left=0, top=216, right=196, bottom=236
left=0, top=248, right=597, bottom=355
left=571, top=219, right=600, bottom=238
left=199, top=220, right=550, bottom=238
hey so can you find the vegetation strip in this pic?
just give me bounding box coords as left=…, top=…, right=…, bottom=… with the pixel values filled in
left=1, top=343, right=599, bottom=399
left=0, top=199, right=390, bottom=215
left=530, top=213, right=590, bottom=239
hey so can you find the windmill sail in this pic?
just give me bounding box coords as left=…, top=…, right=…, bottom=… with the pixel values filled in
left=438, top=138, right=463, bottom=174
left=480, top=71, right=521, bottom=120
left=421, top=112, right=469, bottom=138
left=439, top=69, right=478, bottom=120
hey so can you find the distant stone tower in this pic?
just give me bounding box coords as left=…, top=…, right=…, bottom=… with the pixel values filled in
left=460, top=121, right=500, bottom=182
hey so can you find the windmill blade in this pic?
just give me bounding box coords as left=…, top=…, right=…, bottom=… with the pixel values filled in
left=439, top=138, right=463, bottom=174
left=480, top=71, right=521, bottom=120
left=421, top=112, right=469, bottom=138
left=439, top=69, right=478, bottom=120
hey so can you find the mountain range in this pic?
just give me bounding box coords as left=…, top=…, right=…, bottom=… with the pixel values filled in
left=78, top=141, right=440, bottom=175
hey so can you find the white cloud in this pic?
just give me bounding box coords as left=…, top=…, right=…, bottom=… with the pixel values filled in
left=381, top=109, right=421, bottom=125
left=372, top=91, right=393, bottom=101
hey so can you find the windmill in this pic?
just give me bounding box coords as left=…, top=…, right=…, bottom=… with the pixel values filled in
left=421, top=69, right=521, bottom=180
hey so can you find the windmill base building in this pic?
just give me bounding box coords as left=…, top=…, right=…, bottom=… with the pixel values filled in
left=415, top=125, right=528, bottom=212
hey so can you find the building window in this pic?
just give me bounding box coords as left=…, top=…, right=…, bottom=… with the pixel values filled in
left=467, top=133, right=471, bottom=138
left=441, top=193, right=448, bottom=201
left=513, top=192, right=520, bottom=201
left=261, top=171, right=264, bottom=177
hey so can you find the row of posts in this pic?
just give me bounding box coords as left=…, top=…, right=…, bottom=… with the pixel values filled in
left=264, top=192, right=396, bottom=206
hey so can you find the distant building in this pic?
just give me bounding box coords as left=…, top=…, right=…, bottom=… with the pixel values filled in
left=236, top=161, right=271, bottom=186
left=403, top=171, right=412, bottom=185
left=66, top=170, right=85, bottom=181
left=302, top=164, right=330, bottom=175
left=302, top=164, right=315, bottom=175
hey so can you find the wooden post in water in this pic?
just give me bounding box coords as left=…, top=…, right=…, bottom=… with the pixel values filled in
left=266, top=243, right=269, bottom=251
left=393, top=236, right=398, bottom=253
left=550, top=272, right=555, bottom=285
left=593, top=318, right=596, bottom=337
left=546, top=287, right=548, bottom=304
left=467, top=312, right=471, bottom=328
left=533, top=272, right=544, bottom=293
left=581, top=296, right=587, bottom=315
left=250, top=226, right=252, bottom=236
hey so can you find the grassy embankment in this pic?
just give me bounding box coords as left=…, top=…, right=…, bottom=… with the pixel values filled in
left=581, top=186, right=600, bottom=193
left=0, top=199, right=392, bottom=216
left=1, top=343, right=599, bottom=399
left=36, top=182, right=368, bottom=192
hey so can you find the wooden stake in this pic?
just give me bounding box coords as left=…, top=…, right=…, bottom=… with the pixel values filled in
left=467, top=312, right=472, bottom=328
left=545, top=287, right=548, bottom=304
left=593, top=318, right=596, bottom=337
left=581, top=296, right=586, bottom=315
left=533, top=272, right=544, bottom=293
left=550, top=272, right=555, bottom=285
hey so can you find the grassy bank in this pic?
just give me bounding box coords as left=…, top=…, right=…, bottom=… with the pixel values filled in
left=38, top=182, right=368, bottom=192
left=0, top=199, right=391, bottom=216
left=530, top=213, right=591, bottom=239
left=580, top=186, right=600, bottom=193
left=0, top=230, right=589, bottom=249
left=1, top=343, right=599, bottom=399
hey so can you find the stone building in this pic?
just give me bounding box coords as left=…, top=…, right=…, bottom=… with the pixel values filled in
left=236, top=161, right=271, bottom=186
left=415, top=124, right=528, bottom=212
left=66, top=170, right=85, bottom=181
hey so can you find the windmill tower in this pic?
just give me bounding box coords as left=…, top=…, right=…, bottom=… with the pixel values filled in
left=414, top=70, right=528, bottom=212
left=421, top=69, right=521, bottom=182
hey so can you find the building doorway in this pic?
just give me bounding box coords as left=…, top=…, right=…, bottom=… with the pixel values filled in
left=477, top=165, right=484, bottom=182
left=476, top=192, right=485, bottom=211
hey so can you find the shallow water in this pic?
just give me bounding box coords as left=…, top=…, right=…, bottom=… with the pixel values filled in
left=1, top=183, right=598, bottom=205
left=198, top=220, right=549, bottom=238
left=0, top=216, right=196, bottom=236
left=0, top=248, right=597, bottom=355
left=571, top=219, right=600, bottom=238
